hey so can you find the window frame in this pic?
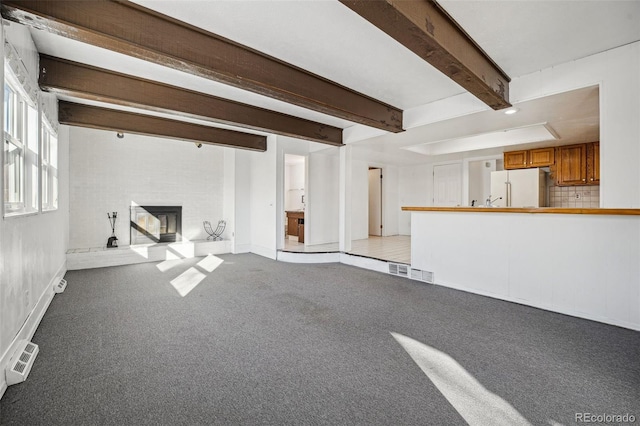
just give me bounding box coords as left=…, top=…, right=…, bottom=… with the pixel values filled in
left=3, top=66, right=40, bottom=217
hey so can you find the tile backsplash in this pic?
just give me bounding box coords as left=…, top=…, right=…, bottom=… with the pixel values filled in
left=549, top=185, right=600, bottom=208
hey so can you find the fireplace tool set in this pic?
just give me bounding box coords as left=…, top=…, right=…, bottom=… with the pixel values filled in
left=107, top=212, right=118, bottom=248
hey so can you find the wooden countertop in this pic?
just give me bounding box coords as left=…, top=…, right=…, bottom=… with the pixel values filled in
left=401, top=207, right=640, bottom=215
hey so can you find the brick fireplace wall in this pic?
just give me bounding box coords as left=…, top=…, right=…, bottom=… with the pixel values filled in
left=69, top=127, right=225, bottom=248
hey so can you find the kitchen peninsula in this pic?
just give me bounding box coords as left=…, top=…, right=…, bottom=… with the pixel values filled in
left=402, top=206, right=640, bottom=331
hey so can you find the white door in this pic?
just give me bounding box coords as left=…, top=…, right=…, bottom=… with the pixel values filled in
left=368, top=168, right=382, bottom=236
left=433, top=164, right=462, bottom=206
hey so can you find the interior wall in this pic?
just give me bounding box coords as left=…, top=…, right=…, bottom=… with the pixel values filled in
left=68, top=127, right=225, bottom=248
left=248, top=136, right=278, bottom=258
left=411, top=211, right=640, bottom=330
left=398, top=164, right=432, bottom=235
left=1, top=26, right=69, bottom=398
left=350, top=159, right=369, bottom=240
left=510, top=41, right=640, bottom=208
left=233, top=149, right=252, bottom=253
left=307, top=149, right=340, bottom=245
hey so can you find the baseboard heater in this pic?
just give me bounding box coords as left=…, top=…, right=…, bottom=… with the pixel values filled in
left=388, top=262, right=434, bottom=284
left=5, top=340, right=39, bottom=386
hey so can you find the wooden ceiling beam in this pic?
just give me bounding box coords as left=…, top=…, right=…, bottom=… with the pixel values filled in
left=58, top=101, right=267, bottom=151
left=39, top=55, right=342, bottom=146
left=2, top=0, right=403, bottom=133
left=339, top=0, right=511, bottom=109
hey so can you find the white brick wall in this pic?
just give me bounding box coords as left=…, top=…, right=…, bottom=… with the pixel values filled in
left=69, top=127, right=225, bottom=248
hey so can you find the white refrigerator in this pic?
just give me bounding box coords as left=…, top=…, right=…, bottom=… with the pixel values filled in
left=490, top=168, right=547, bottom=207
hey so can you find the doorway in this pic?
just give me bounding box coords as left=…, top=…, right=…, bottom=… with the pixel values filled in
left=284, top=154, right=306, bottom=247
left=368, top=167, right=382, bottom=236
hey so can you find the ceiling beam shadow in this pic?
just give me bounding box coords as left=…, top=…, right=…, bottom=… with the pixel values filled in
left=2, top=0, right=403, bottom=133
left=58, top=101, right=267, bottom=151
left=39, top=55, right=342, bottom=146
left=339, top=0, right=511, bottom=110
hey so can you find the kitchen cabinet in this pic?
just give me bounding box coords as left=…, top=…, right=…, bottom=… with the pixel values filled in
left=528, top=147, right=555, bottom=167
left=587, top=142, right=599, bottom=184
left=286, top=211, right=304, bottom=243
left=556, top=144, right=587, bottom=185
left=504, top=147, right=554, bottom=169
left=555, top=142, right=600, bottom=186
left=504, top=150, right=528, bottom=169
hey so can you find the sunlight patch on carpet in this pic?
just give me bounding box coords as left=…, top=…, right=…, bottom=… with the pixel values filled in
left=391, top=332, right=531, bottom=426
left=170, top=267, right=206, bottom=297
left=197, top=254, right=224, bottom=273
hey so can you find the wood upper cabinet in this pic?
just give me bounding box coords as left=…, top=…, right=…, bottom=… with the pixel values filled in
left=504, top=150, right=528, bottom=169
left=528, top=147, right=555, bottom=167
left=505, top=142, right=599, bottom=186
left=587, top=142, right=600, bottom=184
left=556, top=144, right=587, bottom=185
left=504, top=147, right=554, bottom=169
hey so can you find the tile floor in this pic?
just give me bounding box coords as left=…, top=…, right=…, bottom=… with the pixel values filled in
left=283, top=235, right=411, bottom=264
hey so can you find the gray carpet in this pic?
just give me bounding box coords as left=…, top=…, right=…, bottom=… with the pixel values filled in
left=1, top=253, right=638, bottom=425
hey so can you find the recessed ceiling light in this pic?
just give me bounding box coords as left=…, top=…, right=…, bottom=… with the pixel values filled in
left=504, top=108, right=519, bottom=115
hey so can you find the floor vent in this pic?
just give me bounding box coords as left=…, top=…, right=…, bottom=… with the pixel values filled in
left=5, top=340, right=39, bottom=386
left=388, top=263, right=408, bottom=277
left=410, top=268, right=434, bottom=284
left=53, top=278, right=67, bottom=294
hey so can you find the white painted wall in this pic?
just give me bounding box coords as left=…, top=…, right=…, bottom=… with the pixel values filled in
left=398, top=164, right=432, bottom=235
left=410, top=211, right=640, bottom=330
left=248, top=136, right=278, bottom=258
left=68, top=128, right=225, bottom=248
left=232, top=149, right=252, bottom=254
left=351, top=159, right=369, bottom=240
left=1, top=27, right=69, bottom=399
left=307, top=148, right=340, bottom=245
left=510, top=41, right=640, bottom=208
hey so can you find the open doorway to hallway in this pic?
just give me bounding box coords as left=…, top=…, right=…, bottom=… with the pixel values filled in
left=284, top=154, right=306, bottom=250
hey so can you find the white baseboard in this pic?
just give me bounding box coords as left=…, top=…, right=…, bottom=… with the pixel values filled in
left=251, top=245, right=277, bottom=260
left=277, top=251, right=340, bottom=263
left=67, top=240, right=230, bottom=270
left=0, top=261, right=66, bottom=400
left=339, top=253, right=390, bottom=274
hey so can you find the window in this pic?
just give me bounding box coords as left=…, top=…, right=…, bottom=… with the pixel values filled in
left=41, top=120, right=58, bottom=211
left=3, top=71, right=39, bottom=216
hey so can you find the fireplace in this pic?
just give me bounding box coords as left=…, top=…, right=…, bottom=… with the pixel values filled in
left=130, top=206, right=182, bottom=244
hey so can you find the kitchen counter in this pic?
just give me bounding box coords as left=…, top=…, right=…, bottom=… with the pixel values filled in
left=404, top=206, right=640, bottom=331
left=402, top=207, right=640, bottom=215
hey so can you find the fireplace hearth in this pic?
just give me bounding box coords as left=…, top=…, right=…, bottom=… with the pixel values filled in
left=130, top=206, right=182, bottom=244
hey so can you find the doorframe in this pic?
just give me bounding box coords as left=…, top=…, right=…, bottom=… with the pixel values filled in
left=368, top=167, right=383, bottom=237
left=279, top=151, right=308, bottom=250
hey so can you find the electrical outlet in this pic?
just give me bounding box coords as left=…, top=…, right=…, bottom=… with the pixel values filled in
left=575, top=193, right=581, bottom=199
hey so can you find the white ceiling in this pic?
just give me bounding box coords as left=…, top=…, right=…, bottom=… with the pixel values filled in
left=22, top=0, right=640, bottom=164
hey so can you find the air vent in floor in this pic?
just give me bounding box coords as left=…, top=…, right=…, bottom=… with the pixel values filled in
left=53, top=278, right=67, bottom=294
left=411, top=268, right=434, bottom=284
left=6, top=340, right=39, bottom=386
left=388, top=263, right=409, bottom=277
